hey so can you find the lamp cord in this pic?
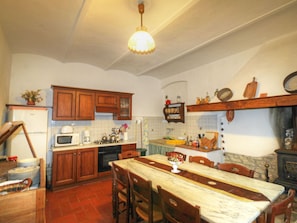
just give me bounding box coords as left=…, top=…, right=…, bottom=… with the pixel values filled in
left=138, top=3, right=144, bottom=27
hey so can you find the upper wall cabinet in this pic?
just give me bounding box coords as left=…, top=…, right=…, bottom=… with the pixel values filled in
left=52, top=85, right=133, bottom=120
left=52, top=86, right=95, bottom=120
left=114, top=93, right=133, bottom=120
left=95, top=92, right=118, bottom=113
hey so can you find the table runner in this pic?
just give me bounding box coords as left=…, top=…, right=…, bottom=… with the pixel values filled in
left=134, top=157, right=270, bottom=202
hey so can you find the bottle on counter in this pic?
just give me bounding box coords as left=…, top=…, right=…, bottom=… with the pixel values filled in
left=205, top=92, right=210, bottom=103
left=196, top=97, right=201, bottom=105
left=189, top=136, right=193, bottom=146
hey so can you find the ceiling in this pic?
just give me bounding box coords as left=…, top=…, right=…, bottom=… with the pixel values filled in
left=0, top=0, right=297, bottom=80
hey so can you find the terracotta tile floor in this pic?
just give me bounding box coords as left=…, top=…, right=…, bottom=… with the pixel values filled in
left=46, top=178, right=297, bottom=223
left=46, top=177, right=115, bottom=223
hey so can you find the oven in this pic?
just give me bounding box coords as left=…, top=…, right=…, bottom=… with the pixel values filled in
left=98, top=145, right=121, bottom=172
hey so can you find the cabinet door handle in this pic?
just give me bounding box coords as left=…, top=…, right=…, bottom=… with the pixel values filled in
left=73, top=153, right=76, bottom=156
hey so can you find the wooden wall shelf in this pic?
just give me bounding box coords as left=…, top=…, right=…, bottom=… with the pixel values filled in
left=187, top=94, right=297, bottom=112
left=163, top=103, right=185, bottom=123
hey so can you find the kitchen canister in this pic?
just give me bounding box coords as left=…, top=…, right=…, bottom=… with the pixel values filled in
left=124, top=132, right=128, bottom=141
left=8, top=166, right=40, bottom=187
left=17, top=158, right=40, bottom=167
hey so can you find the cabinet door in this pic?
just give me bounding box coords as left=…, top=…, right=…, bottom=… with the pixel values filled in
left=53, top=88, right=76, bottom=120
left=77, top=147, right=98, bottom=182
left=116, top=94, right=132, bottom=120
left=52, top=150, right=76, bottom=188
left=76, top=90, right=95, bottom=120
left=121, top=144, right=136, bottom=152
left=95, top=92, right=118, bottom=113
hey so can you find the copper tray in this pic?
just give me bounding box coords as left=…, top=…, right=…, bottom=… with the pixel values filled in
left=217, top=88, right=233, bottom=102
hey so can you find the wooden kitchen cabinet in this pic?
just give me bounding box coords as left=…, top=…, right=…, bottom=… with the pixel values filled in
left=114, top=93, right=133, bottom=120
left=51, top=150, right=76, bottom=188
left=52, top=86, right=95, bottom=120
left=95, top=92, right=118, bottom=113
left=52, top=85, right=133, bottom=120
left=51, top=147, right=98, bottom=190
left=76, top=148, right=98, bottom=182
left=76, top=90, right=95, bottom=120
left=121, top=143, right=136, bottom=152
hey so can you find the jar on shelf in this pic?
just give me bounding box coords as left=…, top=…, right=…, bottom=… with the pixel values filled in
left=165, top=95, right=171, bottom=105
left=196, top=97, right=201, bottom=104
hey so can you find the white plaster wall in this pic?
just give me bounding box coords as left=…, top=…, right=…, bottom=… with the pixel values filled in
left=7, top=32, right=297, bottom=157
left=0, top=25, right=11, bottom=155
left=8, top=54, right=163, bottom=117
left=161, top=32, right=297, bottom=157
left=0, top=26, right=11, bottom=123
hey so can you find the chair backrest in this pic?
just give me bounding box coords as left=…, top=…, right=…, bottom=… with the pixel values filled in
left=118, top=150, right=140, bottom=160
left=217, top=163, right=255, bottom=178
left=157, top=185, right=201, bottom=223
left=112, top=162, right=130, bottom=223
left=112, top=162, right=129, bottom=195
left=189, top=156, right=214, bottom=167
left=266, top=189, right=296, bottom=223
left=128, top=171, right=154, bottom=223
left=165, top=151, right=187, bottom=162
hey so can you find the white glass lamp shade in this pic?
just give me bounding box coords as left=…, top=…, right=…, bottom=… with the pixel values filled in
left=128, top=26, right=155, bottom=54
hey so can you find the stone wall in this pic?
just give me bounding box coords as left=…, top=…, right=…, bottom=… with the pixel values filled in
left=223, top=152, right=278, bottom=182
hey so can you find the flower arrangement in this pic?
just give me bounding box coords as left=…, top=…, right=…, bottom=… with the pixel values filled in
left=120, top=123, right=129, bottom=133
left=21, top=89, right=43, bottom=105
left=168, top=153, right=184, bottom=163
left=168, top=153, right=184, bottom=173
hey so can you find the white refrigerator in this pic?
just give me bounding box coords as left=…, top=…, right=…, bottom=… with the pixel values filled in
left=6, top=106, right=49, bottom=162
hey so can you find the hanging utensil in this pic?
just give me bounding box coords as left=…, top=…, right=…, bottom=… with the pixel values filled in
left=243, top=77, right=258, bottom=99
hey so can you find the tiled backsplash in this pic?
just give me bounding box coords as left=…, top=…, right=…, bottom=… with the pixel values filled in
left=49, top=114, right=279, bottom=181
left=50, top=114, right=137, bottom=147
left=50, top=114, right=219, bottom=149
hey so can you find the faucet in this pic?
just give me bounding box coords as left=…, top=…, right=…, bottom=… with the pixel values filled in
left=166, top=128, right=174, bottom=136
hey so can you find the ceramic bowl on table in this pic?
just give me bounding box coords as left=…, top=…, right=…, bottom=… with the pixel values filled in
left=168, top=161, right=182, bottom=173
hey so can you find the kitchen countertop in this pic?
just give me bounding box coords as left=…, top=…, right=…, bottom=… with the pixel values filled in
left=52, top=140, right=137, bottom=152
left=149, top=139, right=220, bottom=153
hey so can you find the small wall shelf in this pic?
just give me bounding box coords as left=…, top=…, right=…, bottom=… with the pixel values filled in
left=163, top=103, right=185, bottom=123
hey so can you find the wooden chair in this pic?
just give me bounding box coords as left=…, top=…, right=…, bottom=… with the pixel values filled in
left=157, top=185, right=201, bottom=223
left=217, top=162, right=255, bottom=178
left=266, top=189, right=296, bottom=223
left=118, top=150, right=140, bottom=160
left=112, top=162, right=131, bottom=223
left=189, top=156, right=214, bottom=167
left=165, top=151, right=187, bottom=161
left=128, top=171, right=163, bottom=223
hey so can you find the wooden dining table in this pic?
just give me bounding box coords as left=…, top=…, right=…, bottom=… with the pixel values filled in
left=112, top=154, right=284, bottom=223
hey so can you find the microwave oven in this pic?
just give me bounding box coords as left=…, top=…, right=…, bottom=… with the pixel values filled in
left=55, top=133, right=80, bottom=147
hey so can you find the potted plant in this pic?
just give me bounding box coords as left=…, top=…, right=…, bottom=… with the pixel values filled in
left=21, top=89, right=43, bottom=105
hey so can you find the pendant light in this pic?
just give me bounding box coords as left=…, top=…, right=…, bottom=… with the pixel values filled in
left=128, top=2, right=155, bottom=55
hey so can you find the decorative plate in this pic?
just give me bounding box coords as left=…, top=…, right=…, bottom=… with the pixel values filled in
left=283, top=71, right=297, bottom=93
left=217, top=88, right=233, bottom=102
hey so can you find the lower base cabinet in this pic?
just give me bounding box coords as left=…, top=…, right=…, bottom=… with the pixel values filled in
left=51, top=147, right=98, bottom=189
left=121, top=143, right=136, bottom=152
left=149, top=143, right=174, bottom=155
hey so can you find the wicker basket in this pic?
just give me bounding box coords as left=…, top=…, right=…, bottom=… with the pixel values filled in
left=0, top=178, right=32, bottom=195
